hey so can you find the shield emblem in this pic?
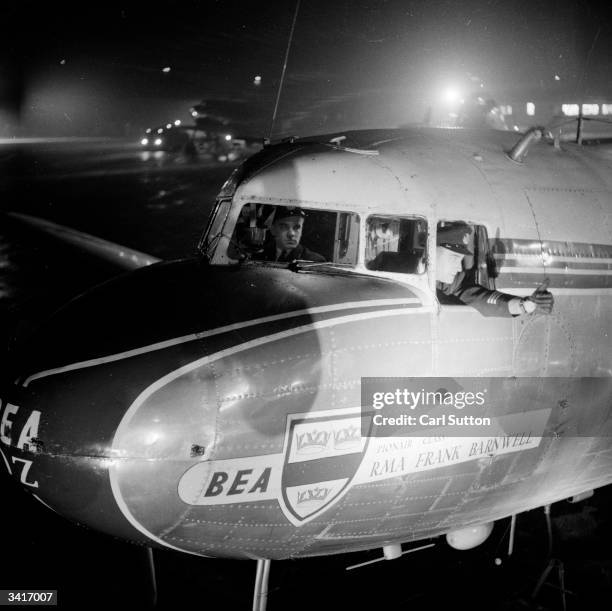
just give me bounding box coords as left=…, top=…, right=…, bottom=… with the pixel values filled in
left=280, top=410, right=371, bottom=526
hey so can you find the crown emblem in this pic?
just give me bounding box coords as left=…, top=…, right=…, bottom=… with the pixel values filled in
left=333, top=425, right=360, bottom=449
left=297, top=487, right=332, bottom=505
left=296, top=429, right=331, bottom=453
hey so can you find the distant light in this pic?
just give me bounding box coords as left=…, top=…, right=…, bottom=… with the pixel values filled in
left=166, top=123, right=172, bottom=129
left=154, top=138, right=163, bottom=146
left=562, top=104, right=579, bottom=117
left=60, top=59, right=66, bottom=65
left=526, top=102, right=535, bottom=116
left=254, top=75, right=262, bottom=86
left=191, top=110, right=198, bottom=117
left=157, top=128, right=163, bottom=133
left=554, top=74, right=561, bottom=81
left=141, top=138, right=149, bottom=146
left=162, top=66, right=171, bottom=73
left=582, top=103, right=599, bottom=116
left=480, top=83, right=484, bottom=88
left=224, top=134, right=232, bottom=141
left=442, top=87, right=461, bottom=104
left=174, top=119, right=181, bottom=126
left=146, top=128, right=152, bottom=133
left=513, top=125, right=520, bottom=131
left=602, top=104, right=612, bottom=115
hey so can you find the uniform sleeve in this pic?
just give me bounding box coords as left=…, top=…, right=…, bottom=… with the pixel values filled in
left=453, top=284, right=515, bottom=317
left=440, top=270, right=516, bottom=317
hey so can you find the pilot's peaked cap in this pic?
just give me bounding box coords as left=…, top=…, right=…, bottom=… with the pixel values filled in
left=437, top=222, right=473, bottom=255
left=273, top=206, right=306, bottom=222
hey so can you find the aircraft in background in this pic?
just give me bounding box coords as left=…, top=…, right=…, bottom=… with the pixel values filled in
left=140, top=101, right=263, bottom=160
left=2, top=127, right=611, bottom=608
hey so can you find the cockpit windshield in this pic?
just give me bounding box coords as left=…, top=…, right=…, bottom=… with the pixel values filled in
left=226, top=203, right=360, bottom=265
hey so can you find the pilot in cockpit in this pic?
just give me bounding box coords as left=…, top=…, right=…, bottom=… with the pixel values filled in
left=436, top=222, right=554, bottom=317
left=254, top=206, right=325, bottom=263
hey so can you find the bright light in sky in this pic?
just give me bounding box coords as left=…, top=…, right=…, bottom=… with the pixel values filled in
left=162, top=66, right=171, bottom=73
left=442, top=87, right=461, bottom=104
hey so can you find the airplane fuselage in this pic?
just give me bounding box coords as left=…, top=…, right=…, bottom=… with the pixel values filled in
left=2, top=128, right=611, bottom=559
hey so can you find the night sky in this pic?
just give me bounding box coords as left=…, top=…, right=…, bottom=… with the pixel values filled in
left=2, top=0, right=612, bottom=139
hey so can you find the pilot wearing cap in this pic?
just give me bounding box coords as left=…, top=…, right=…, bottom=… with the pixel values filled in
left=257, top=206, right=325, bottom=263
left=437, top=222, right=554, bottom=317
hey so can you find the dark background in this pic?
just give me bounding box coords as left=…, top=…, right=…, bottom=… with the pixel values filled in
left=2, top=1, right=612, bottom=139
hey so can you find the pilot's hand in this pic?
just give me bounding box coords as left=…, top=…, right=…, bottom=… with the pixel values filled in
left=526, top=279, right=554, bottom=314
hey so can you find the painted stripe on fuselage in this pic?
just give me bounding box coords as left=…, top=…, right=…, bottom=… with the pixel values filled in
left=497, top=273, right=612, bottom=289
left=22, top=298, right=421, bottom=387
left=498, top=267, right=612, bottom=275
left=493, top=238, right=612, bottom=259
left=495, top=254, right=612, bottom=265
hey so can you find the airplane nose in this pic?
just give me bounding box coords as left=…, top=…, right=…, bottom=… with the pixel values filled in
left=1, top=342, right=220, bottom=547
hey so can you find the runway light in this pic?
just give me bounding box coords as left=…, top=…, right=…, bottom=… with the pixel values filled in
left=162, top=66, right=171, bottom=73
left=154, top=138, right=163, bottom=146
left=526, top=102, right=535, bottom=116
left=157, top=128, right=163, bottom=133
left=191, top=110, right=198, bottom=117
left=141, top=138, right=149, bottom=146
left=146, top=128, right=152, bottom=133
left=174, top=119, right=181, bottom=126
left=554, top=74, right=561, bottom=81
left=224, top=134, right=232, bottom=141
left=166, top=123, right=172, bottom=129
left=254, top=75, right=262, bottom=85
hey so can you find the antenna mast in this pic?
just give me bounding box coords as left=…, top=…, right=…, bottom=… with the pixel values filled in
left=268, top=0, right=301, bottom=140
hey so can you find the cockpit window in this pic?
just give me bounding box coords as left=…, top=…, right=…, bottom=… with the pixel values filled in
left=365, top=215, right=427, bottom=274
left=227, top=203, right=360, bottom=265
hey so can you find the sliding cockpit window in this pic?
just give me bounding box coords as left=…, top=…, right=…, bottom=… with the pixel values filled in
left=226, top=203, right=360, bottom=265
left=365, top=216, right=427, bottom=274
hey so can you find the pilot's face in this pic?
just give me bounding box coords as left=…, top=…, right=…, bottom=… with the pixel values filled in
left=436, top=246, right=465, bottom=284
left=271, top=216, right=303, bottom=252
